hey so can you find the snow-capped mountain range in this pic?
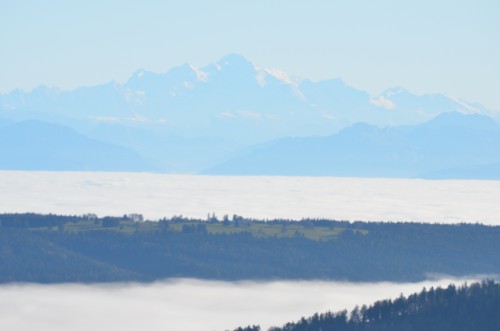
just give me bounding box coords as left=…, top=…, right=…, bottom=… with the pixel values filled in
left=1, top=53, right=496, bottom=143
left=1, top=54, right=499, bottom=177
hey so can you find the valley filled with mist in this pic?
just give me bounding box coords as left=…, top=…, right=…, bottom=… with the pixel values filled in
left=1, top=173, right=499, bottom=330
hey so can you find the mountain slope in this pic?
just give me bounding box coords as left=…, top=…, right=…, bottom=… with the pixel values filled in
left=204, top=112, right=500, bottom=179
left=0, top=229, right=142, bottom=283
left=86, top=123, right=243, bottom=173
left=266, top=281, right=500, bottom=331
left=0, top=120, right=161, bottom=171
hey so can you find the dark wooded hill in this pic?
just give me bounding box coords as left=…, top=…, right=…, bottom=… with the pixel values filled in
left=1, top=213, right=499, bottom=283
left=260, top=280, right=500, bottom=331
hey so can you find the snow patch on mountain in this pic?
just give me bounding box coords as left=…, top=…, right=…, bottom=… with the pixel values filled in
left=444, top=94, right=484, bottom=115
left=264, top=68, right=296, bottom=85
left=190, top=65, right=208, bottom=82
left=370, top=96, right=395, bottom=110
left=382, top=87, right=408, bottom=98
left=256, top=71, right=267, bottom=87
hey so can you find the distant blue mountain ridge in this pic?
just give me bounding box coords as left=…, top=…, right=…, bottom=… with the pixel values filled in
left=0, top=120, right=159, bottom=172
left=0, top=112, right=498, bottom=179
left=203, top=112, right=500, bottom=179
left=0, top=54, right=499, bottom=178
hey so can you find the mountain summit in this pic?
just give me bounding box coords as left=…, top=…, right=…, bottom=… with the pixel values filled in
left=1, top=53, right=496, bottom=144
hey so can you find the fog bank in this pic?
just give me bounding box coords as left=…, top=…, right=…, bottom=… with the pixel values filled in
left=0, top=278, right=485, bottom=331
left=0, top=171, right=499, bottom=224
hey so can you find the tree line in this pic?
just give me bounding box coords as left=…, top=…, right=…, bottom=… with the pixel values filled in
left=262, top=280, right=500, bottom=331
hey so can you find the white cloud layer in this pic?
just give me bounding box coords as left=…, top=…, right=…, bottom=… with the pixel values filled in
left=0, top=171, right=499, bottom=224
left=0, top=277, right=484, bottom=331
left=0, top=171, right=496, bottom=330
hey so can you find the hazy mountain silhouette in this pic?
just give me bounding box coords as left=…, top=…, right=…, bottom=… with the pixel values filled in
left=1, top=55, right=499, bottom=176
left=0, top=120, right=159, bottom=171
left=204, top=112, right=500, bottom=179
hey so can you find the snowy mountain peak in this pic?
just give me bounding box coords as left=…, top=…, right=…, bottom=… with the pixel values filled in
left=217, top=53, right=253, bottom=66
left=382, top=87, right=410, bottom=98
left=1, top=53, right=497, bottom=143
left=205, top=53, right=256, bottom=74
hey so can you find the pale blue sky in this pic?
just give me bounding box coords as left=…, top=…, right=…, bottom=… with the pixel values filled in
left=1, top=0, right=499, bottom=110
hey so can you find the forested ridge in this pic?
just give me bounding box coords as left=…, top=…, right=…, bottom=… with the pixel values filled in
left=1, top=213, right=499, bottom=283
left=239, top=280, right=500, bottom=331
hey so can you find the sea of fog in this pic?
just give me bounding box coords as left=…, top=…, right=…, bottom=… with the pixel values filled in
left=0, top=278, right=484, bottom=331
left=0, top=171, right=499, bottom=224
left=1, top=171, right=499, bottom=330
